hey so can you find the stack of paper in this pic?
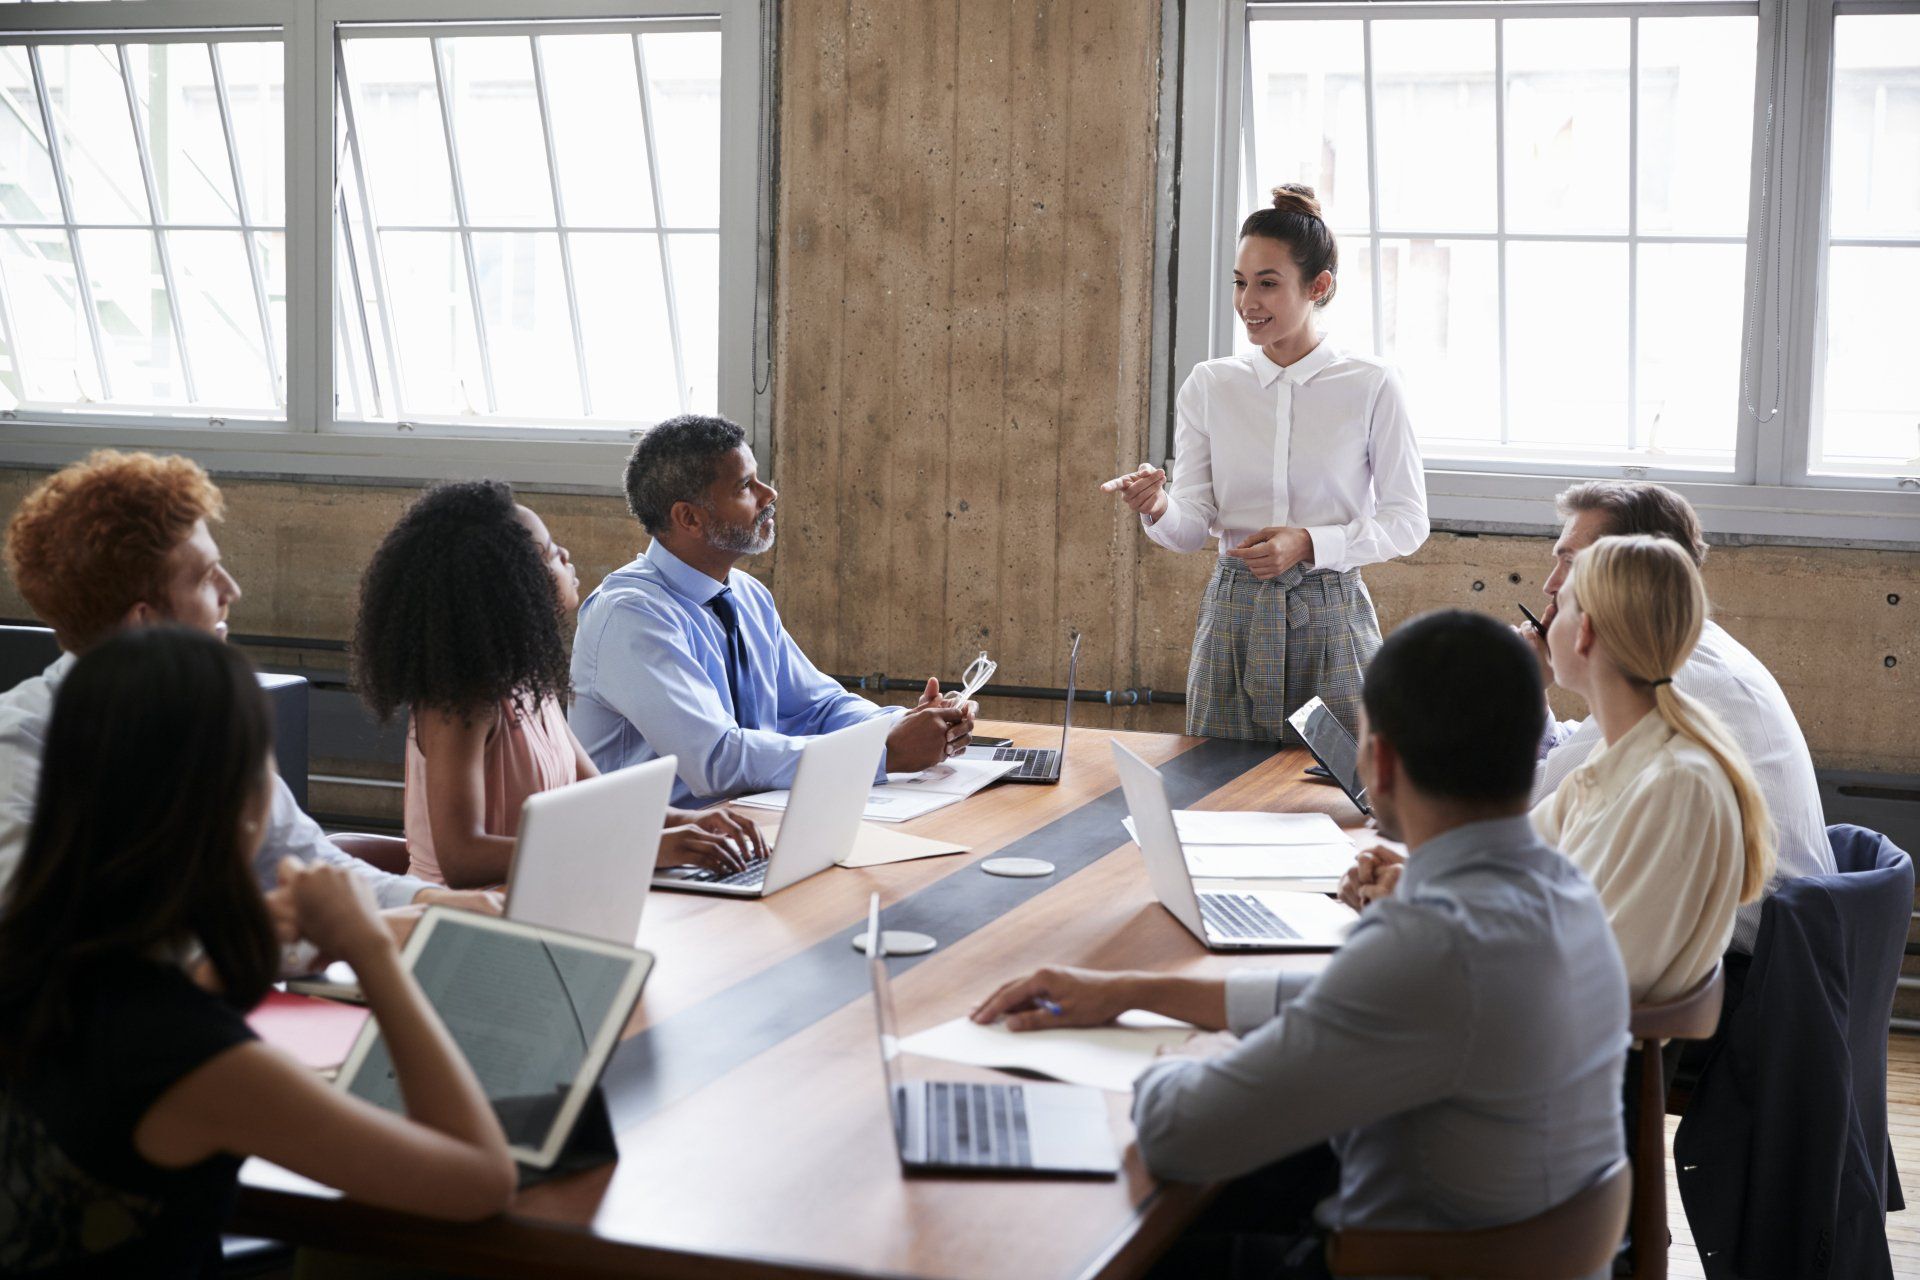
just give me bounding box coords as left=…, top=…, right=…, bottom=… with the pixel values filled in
left=757, top=820, right=971, bottom=868
left=1122, top=810, right=1359, bottom=883
left=898, top=1010, right=1200, bottom=1093
left=737, top=756, right=1018, bottom=824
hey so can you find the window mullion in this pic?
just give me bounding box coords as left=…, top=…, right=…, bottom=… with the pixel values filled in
left=1240, top=28, right=1260, bottom=216
left=1627, top=16, right=1639, bottom=452
left=1493, top=18, right=1510, bottom=446
left=117, top=43, right=199, bottom=405
left=632, top=32, right=688, bottom=415
left=209, top=42, right=284, bottom=407
left=1362, top=20, right=1384, bottom=356
left=528, top=34, right=593, bottom=418
left=429, top=36, right=497, bottom=415
left=28, top=45, right=113, bottom=402
left=335, top=37, right=407, bottom=419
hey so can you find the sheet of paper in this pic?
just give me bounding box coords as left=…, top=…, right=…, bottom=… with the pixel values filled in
left=758, top=821, right=970, bottom=868
left=1120, top=816, right=1359, bottom=881
left=1168, top=809, right=1348, bottom=846
left=879, top=757, right=1019, bottom=797
left=898, top=1010, right=1200, bottom=1093
left=736, top=758, right=1018, bottom=823
left=250, top=990, right=371, bottom=1072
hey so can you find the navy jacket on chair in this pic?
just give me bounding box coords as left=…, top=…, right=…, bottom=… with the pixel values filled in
left=1673, top=825, right=1909, bottom=1278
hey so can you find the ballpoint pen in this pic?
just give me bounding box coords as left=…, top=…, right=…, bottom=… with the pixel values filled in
left=1517, top=602, right=1548, bottom=639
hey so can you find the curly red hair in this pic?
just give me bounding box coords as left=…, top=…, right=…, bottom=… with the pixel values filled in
left=4, top=451, right=225, bottom=652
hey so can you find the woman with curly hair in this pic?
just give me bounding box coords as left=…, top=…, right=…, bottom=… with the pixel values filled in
left=354, top=481, right=762, bottom=889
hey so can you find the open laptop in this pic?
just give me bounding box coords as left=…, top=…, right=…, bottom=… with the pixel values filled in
left=961, top=633, right=1080, bottom=784
left=288, top=757, right=677, bottom=1002
left=335, top=907, right=653, bottom=1172
left=653, top=714, right=891, bottom=897
left=1111, top=742, right=1357, bottom=951
left=1286, top=696, right=1373, bottom=818
left=506, top=756, right=678, bottom=945
left=866, top=894, right=1118, bottom=1176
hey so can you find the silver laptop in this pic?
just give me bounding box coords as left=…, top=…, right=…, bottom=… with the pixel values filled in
left=866, top=894, right=1118, bottom=1176
left=506, top=756, right=678, bottom=946
left=961, top=633, right=1079, bottom=784
left=653, top=715, right=891, bottom=897
left=1287, top=696, right=1373, bottom=818
left=1111, top=742, right=1357, bottom=952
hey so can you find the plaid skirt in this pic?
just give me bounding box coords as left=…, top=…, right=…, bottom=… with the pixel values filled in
left=1185, top=557, right=1381, bottom=743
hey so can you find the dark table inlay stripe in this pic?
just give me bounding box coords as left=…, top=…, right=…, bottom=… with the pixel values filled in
left=599, top=736, right=1277, bottom=1132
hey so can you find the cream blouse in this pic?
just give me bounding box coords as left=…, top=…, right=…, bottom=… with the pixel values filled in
left=1531, top=710, right=1746, bottom=1005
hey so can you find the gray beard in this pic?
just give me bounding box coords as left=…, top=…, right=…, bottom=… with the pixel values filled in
left=709, top=507, right=776, bottom=556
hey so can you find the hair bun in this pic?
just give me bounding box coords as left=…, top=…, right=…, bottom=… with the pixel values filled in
left=1270, top=183, right=1323, bottom=220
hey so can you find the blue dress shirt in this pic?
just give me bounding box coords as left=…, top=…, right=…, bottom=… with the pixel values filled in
left=569, top=541, right=897, bottom=806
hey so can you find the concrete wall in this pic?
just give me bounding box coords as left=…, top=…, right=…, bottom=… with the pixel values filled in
left=2, top=0, right=1915, bottom=784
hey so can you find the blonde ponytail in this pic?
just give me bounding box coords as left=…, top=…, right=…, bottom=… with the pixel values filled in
left=1571, top=536, right=1777, bottom=903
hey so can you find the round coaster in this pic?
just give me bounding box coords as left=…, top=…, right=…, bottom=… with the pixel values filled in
left=851, top=929, right=938, bottom=957
left=980, top=857, right=1055, bottom=878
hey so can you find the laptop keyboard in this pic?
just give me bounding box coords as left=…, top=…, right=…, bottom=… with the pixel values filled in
left=674, top=857, right=769, bottom=888
left=920, top=1081, right=1033, bottom=1167
left=992, top=746, right=1059, bottom=779
left=1199, top=893, right=1299, bottom=941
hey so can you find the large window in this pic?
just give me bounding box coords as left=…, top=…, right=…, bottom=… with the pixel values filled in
left=0, top=36, right=286, bottom=416
left=0, top=0, right=768, bottom=484
left=333, top=26, right=721, bottom=427
left=1173, top=0, right=1920, bottom=540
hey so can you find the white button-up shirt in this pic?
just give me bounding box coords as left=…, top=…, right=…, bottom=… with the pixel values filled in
left=1532, top=711, right=1747, bottom=1005
left=1534, top=619, right=1831, bottom=953
left=1144, top=341, right=1430, bottom=571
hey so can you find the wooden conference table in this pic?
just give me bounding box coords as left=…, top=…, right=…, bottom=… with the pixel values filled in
left=237, top=721, right=1372, bottom=1280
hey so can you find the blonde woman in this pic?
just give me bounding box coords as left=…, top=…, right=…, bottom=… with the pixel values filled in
left=1533, top=534, right=1776, bottom=1004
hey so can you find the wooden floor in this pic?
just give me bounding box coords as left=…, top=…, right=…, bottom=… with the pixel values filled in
left=1664, top=1033, right=1920, bottom=1277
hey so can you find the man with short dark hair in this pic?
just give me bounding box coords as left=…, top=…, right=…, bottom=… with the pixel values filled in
left=1518, top=480, right=1830, bottom=951
left=571, top=415, right=974, bottom=807
left=971, top=610, right=1628, bottom=1277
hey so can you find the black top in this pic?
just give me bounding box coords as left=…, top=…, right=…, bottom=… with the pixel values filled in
left=1, top=960, right=257, bottom=1278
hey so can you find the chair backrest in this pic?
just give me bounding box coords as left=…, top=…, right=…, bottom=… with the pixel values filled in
left=1326, top=1157, right=1631, bottom=1279
left=1630, top=961, right=1724, bottom=1042
left=0, top=624, right=61, bottom=693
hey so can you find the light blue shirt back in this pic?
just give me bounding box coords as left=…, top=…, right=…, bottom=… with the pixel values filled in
left=569, top=541, right=894, bottom=807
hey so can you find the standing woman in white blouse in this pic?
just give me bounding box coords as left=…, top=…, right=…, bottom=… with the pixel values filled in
left=1105, top=184, right=1429, bottom=739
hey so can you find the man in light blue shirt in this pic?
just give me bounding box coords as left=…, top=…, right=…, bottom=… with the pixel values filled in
left=571, top=415, right=974, bottom=807
left=972, top=611, right=1628, bottom=1278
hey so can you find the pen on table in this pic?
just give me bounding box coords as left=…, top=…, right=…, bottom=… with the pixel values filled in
left=1517, top=602, right=1547, bottom=639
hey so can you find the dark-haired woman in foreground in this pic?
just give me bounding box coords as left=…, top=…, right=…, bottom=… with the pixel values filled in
left=0, top=629, right=514, bottom=1277
left=1104, top=184, right=1429, bottom=741
left=353, top=480, right=762, bottom=889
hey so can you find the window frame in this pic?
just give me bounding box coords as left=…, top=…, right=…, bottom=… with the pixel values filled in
left=1164, top=0, right=1920, bottom=545
left=0, top=0, right=771, bottom=490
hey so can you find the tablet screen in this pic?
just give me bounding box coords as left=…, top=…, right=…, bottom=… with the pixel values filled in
left=336, top=910, right=652, bottom=1167
left=1289, top=698, right=1370, bottom=814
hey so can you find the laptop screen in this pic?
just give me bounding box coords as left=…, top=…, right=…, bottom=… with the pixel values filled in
left=1057, top=632, right=1082, bottom=753
left=336, top=910, right=652, bottom=1168
left=865, top=895, right=909, bottom=1132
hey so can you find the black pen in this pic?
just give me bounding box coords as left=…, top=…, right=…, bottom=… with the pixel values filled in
left=1517, top=602, right=1547, bottom=639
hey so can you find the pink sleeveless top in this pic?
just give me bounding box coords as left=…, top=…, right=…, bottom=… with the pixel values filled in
left=403, top=694, right=577, bottom=886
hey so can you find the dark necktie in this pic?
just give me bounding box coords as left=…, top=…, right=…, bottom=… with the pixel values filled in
left=706, top=588, right=756, bottom=729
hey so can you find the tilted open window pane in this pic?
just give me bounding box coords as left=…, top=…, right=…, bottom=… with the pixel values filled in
left=1816, top=15, right=1920, bottom=476
left=1241, top=11, right=1755, bottom=471
left=333, top=23, right=724, bottom=429
left=0, top=36, right=285, bottom=416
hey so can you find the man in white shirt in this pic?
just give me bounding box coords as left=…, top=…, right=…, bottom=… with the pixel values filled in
left=0, top=451, right=497, bottom=918
left=1519, top=481, right=1830, bottom=952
